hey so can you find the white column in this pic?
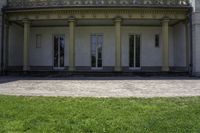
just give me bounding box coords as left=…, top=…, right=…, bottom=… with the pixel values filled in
left=23, top=19, right=30, bottom=71
left=114, top=18, right=122, bottom=72
left=68, top=18, right=76, bottom=71
left=162, top=19, right=169, bottom=72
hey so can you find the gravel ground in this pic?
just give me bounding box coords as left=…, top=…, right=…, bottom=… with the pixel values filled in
left=0, top=76, right=200, bottom=98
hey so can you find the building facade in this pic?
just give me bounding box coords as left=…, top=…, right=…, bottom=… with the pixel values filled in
left=0, top=0, right=199, bottom=75
left=192, top=0, right=200, bottom=76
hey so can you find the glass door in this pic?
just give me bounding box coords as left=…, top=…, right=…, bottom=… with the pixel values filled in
left=129, top=34, right=141, bottom=69
left=54, top=35, right=65, bottom=69
left=91, top=34, right=103, bottom=69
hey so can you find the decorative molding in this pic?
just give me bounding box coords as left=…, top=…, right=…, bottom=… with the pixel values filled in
left=22, top=18, right=31, bottom=24
left=7, top=8, right=188, bottom=21
left=6, top=0, right=191, bottom=9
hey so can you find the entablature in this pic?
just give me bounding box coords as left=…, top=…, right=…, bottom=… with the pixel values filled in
left=6, top=0, right=191, bottom=10
left=6, top=8, right=189, bottom=21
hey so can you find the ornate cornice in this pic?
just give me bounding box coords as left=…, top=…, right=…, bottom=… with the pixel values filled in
left=7, top=8, right=189, bottom=21
left=6, top=0, right=191, bottom=10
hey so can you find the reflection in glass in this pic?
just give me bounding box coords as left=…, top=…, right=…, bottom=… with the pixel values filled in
left=136, top=35, right=140, bottom=68
left=129, top=35, right=134, bottom=68
left=91, top=34, right=103, bottom=68
left=54, top=35, right=65, bottom=68
left=129, top=34, right=141, bottom=68
left=60, top=37, right=64, bottom=67
left=54, top=36, right=59, bottom=67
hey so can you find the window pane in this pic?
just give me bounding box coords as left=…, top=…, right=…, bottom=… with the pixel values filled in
left=91, top=34, right=103, bottom=68
left=54, top=36, right=59, bottom=67
left=97, top=35, right=103, bottom=68
left=98, top=47, right=102, bottom=67
left=98, top=35, right=103, bottom=46
left=155, top=34, right=159, bottom=47
left=36, top=34, right=42, bottom=48
left=60, top=36, right=65, bottom=67
left=91, top=35, right=96, bottom=67
left=136, top=35, right=140, bottom=68
left=129, top=35, right=134, bottom=67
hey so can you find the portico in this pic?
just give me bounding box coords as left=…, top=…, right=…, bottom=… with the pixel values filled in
left=2, top=0, right=191, bottom=73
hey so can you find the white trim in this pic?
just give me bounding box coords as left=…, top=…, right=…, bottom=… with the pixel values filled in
left=129, top=67, right=141, bottom=70
left=91, top=67, right=103, bottom=70
left=53, top=67, right=65, bottom=70
left=128, top=34, right=142, bottom=70
left=53, top=34, right=65, bottom=69
left=90, top=33, right=104, bottom=69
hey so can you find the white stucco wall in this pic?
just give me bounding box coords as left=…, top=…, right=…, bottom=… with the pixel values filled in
left=8, top=24, right=189, bottom=70
left=76, top=27, right=115, bottom=67
left=173, top=23, right=187, bottom=67
left=122, top=26, right=174, bottom=67
left=26, top=26, right=176, bottom=68
left=8, top=24, right=23, bottom=66
left=0, top=0, right=7, bottom=71
left=192, top=0, right=200, bottom=75
left=30, top=27, right=115, bottom=67
left=193, top=13, right=200, bottom=75
left=30, top=27, right=69, bottom=66
left=0, top=16, right=2, bottom=70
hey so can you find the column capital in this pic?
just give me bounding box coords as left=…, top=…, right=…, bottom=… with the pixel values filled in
left=5, top=20, right=12, bottom=27
left=184, top=19, right=189, bottom=24
left=161, top=18, right=170, bottom=23
left=114, top=17, right=122, bottom=23
left=68, top=16, right=76, bottom=22
left=22, top=19, right=31, bottom=24
left=5, top=18, right=12, bottom=25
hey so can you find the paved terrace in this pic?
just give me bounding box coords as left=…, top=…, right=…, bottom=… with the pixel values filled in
left=0, top=76, right=199, bottom=97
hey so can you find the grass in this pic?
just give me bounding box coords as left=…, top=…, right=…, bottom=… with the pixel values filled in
left=0, top=96, right=200, bottom=133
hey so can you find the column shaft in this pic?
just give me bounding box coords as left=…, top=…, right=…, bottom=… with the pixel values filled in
left=162, top=19, right=169, bottom=72
left=23, top=20, right=30, bottom=71
left=115, top=18, right=122, bottom=71
left=69, top=19, right=75, bottom=71
left=185, top=21, right=190, bottom=70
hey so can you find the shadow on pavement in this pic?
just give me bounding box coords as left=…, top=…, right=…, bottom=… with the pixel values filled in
left=0, top=75, right=199, bottom=84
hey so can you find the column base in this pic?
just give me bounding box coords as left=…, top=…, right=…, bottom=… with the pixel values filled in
left=115, top=67, right=122, bottom=72
left=23, top=66, right=30, bottom=71
left=162, top=66, right=170, bottom=72
left=69, top=67, right=75, bottom=72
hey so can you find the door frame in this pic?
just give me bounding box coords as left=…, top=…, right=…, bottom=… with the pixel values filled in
left=52, top=34, right=65, bottom=70
left=90, top=33, right=104, bottom=70
left=129, top=33, right=142, bottom=70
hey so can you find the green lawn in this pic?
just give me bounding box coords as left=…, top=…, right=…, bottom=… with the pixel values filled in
left=0, top=96, right=200, bottom=133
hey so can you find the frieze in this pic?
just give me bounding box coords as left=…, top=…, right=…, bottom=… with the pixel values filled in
left=7, top=8, right=188, bottom=21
